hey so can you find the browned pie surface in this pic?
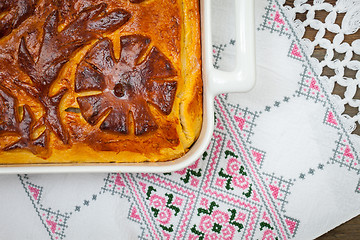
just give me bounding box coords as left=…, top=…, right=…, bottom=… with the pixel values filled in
left=0, top=0, right=202, bottom=164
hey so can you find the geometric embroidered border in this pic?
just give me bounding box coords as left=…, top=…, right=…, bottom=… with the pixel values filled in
left=19, top=175, right=71, bottom=240
left=101, top=173, right=131, bottom=199
left=323, top=108, right=340, bottom=129
left=356, top=178, right=360, bottom=194
left=284, top=215, right=300, bottom=237
left=288, top=40, right=304, bottom=62
left=330, top=133, right=360, bottom=174
left=263, top=172, right=294, bottom=213
left=258, top=1, right=291, bottom=38
left=296, top=65, right=326, bottom=105
left=213, top=44, right=226, bottom=69
left=228, top=103, right=259, bottom=144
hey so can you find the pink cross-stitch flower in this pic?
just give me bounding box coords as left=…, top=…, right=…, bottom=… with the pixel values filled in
left=200, top=198, right=209, bottom=208
left=157, top=208, right=172, bottom=225
left=149, top=195, right=166, bottom=208
left=198, top=210, right=236, bottom=239
left=232, top=175, right=250, bottom=190
left=226, top=158, right=241, bottom=175
left=173, top=196, right=183, bottom=206
left=149, top=194, right=173, bottom=225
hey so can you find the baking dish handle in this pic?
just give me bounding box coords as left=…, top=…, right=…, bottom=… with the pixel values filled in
left=204, top=0, right=256, bottom=96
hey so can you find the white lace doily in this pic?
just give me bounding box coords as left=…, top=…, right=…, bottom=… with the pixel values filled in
left=281, top=0, right=360, bottom=140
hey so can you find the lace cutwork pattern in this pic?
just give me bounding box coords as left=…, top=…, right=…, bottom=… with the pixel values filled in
left=280, top=0, right=360, bottom=138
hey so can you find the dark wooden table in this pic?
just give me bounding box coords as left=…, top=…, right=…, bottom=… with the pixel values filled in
left=283, top=0, right=360, bottom=239
left=317, top=216, right=360, bottom=239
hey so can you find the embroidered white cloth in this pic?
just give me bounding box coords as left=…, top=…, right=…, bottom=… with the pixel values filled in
left=1, top=0, right=360, bottom=239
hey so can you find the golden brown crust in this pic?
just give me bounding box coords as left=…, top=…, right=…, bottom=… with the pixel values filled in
left=0, top=0, right=202, bottom=164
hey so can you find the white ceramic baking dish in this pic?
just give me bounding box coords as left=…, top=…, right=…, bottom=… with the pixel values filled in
left=0, top=0, right=255, bottom=174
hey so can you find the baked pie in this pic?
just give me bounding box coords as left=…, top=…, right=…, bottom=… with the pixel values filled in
left=0, top=0, right=202, bottom=164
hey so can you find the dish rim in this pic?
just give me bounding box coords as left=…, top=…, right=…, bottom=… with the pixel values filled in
left=0, top=0, right=255, bottom=174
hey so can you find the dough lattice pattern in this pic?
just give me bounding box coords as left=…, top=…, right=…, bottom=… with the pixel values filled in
left=0, top=0, right=180, bottom=157
left=75, top=35, right=177, bottom=135
left=0, top=0, right=38, bottom=38
left=17, top=3, right=131, bottom=144
left=0, top=86, right=47, bottom=155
